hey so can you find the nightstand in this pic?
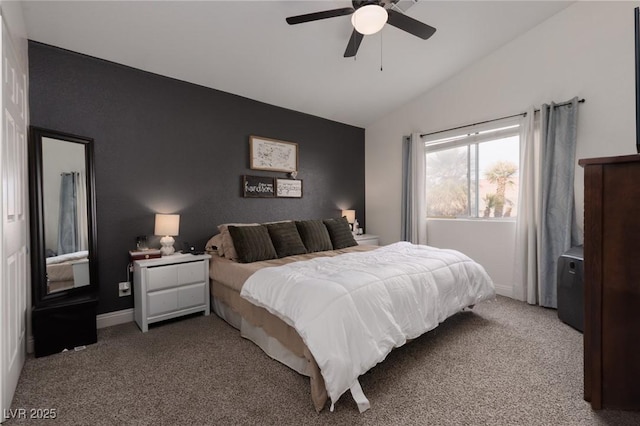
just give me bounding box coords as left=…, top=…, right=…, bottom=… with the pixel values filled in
left=354, top=234, right=380, bottom=246
left=133, top=253, right=211, bottom=332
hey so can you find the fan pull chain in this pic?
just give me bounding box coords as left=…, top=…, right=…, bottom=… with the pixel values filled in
left=380, top=31, right=383, bottom=71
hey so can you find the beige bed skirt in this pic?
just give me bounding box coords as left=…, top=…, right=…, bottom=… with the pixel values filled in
left=211, top=279, right=328, bottom=412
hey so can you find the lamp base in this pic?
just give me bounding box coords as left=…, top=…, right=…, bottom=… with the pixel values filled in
left=160, top=235, right=175, bottom=256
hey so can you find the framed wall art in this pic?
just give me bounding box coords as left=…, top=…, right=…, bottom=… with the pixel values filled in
left=276, top=179, right=303, bottom=198
left=242, top=175, right=275, bottom=198
left=250, top=136, right=298, bottom=173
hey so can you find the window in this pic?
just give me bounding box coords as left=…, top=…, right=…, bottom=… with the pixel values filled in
left=424, top=119, right=520, bottom=219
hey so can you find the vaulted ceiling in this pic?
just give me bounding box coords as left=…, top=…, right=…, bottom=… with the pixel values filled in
left=22, top=1, right=573, bottom=127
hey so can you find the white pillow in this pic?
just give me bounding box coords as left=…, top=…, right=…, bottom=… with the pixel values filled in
left=204, top=234, right=224, bottom=257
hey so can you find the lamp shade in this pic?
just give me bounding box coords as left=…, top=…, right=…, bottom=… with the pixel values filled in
left=351, top=4, right=388, bottom=35
left=154, top=214, right=180, bottom=236
left=342, top=210, right=356, bottom=224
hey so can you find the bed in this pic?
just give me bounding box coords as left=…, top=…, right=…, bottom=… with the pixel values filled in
left=207, top=219, right=495, bottom=412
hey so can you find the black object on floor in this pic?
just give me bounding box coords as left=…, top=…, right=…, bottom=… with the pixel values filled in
left=557, top=246, right=584, bottom=332
left=32, top=295, right=98, bottom=357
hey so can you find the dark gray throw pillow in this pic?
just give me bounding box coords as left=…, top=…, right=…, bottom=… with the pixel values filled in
left=323, top=217, right=357, bottom=249
left=295, top=220, right=333, bottom=253
left=266, top=221, right=307, bottom=258
left=227, top=225, right=277, bottom=263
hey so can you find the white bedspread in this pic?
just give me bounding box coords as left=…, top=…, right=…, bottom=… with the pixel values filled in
left=46, top=250, right=88, bottom=265
left=240, top=242, right=495, bottom=412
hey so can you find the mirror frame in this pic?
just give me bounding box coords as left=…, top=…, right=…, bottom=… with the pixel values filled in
left=28, top=126, right=98, bottom=305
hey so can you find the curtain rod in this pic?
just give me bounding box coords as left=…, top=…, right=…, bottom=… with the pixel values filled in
left=420, top=98, right=585, bottom=138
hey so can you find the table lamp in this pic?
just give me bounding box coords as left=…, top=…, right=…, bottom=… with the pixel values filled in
left=155, top=214, right=180, bottom=256
left=342, top=209, right=356, bottom=231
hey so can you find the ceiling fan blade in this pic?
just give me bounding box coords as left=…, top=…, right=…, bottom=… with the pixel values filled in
left=386, top=9, right=436, bottom=40
left=344, top=30, right=364, bottom=58
left=286, top=7, right=354, bottom=25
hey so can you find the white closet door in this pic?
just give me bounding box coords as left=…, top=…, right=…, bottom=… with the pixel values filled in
left=0, top=15, right=28, bottom=420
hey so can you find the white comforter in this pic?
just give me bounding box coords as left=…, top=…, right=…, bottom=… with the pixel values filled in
left=240, top=242, right=495, bottom=412
left=46, top=250, right=88, bottom=265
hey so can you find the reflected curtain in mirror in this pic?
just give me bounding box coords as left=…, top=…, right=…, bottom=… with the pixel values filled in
left=57, top=171, right=88, bottom=254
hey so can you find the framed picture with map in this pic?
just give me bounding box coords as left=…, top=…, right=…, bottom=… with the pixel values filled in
left=249, top=136, right=298, bottom=173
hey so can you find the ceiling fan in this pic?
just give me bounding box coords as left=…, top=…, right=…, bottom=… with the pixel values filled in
left=285, top=0, right=436, bottom=58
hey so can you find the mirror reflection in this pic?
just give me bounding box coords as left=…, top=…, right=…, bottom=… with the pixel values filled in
left=42, top=137, right=90, bottom=294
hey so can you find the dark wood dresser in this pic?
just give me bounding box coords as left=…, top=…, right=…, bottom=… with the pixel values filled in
left=579, top=154, right=640, bottom=410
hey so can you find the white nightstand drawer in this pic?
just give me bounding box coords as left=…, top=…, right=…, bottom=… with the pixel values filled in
left=146, top=261, right=206, bottom=291
left=147, top=288, right=179, bottom=316
left=146, top=265, right=178, bottom=291
left=177, top=262, right=206, bottom=285
left=178, top=282, right=206, bottom=309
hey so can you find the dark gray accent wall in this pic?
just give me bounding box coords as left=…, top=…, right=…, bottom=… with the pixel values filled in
left=28, top=42, right=365, bottom=314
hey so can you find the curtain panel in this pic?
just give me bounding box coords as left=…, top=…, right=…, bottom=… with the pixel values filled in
left=401, top=133, right=427, bottom=244
left=513, top=106, right=538, bottom=303
left=76, top=171, right=88, bottom=251
left=538, top=97, right=580, bottom=308
left=57, top=172, right=78, bottom=255
left=514, top=97, right=580, bottom=307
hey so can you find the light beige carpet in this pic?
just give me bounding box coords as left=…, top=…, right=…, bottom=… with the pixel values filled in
left=8, top=296, right=640, bottom=425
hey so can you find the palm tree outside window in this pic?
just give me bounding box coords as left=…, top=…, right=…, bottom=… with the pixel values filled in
left=424, top=120, right=520, bottom=219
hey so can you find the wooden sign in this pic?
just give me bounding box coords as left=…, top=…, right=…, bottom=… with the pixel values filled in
left=276, top=179, right=303, bottom=198
left=242, top=175, right=275, bottom=198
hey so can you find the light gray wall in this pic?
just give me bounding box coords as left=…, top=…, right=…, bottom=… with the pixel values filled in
left=365, top=2, right=636, bottom=295
left=0, top=1, right=28, bottom=64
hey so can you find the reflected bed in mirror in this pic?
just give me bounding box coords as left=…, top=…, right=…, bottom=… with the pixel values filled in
left=46, top=250, right=90, bottom=293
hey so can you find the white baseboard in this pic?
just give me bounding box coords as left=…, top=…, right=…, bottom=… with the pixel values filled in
left=493, top=283, right=513, bottom=298
left=96, top=308, right=134, bottom=329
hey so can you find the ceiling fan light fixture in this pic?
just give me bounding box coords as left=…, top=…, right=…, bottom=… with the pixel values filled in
left=351, top=4, right=388, bottom=35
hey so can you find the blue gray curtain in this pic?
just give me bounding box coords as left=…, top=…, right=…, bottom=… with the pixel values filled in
left=57, top=172, right=78, bottom=254
left=538, top=97, right=580, bottom=308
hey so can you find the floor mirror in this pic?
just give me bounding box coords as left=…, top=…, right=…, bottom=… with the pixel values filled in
left=28, top=126, right=99, bottom=357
